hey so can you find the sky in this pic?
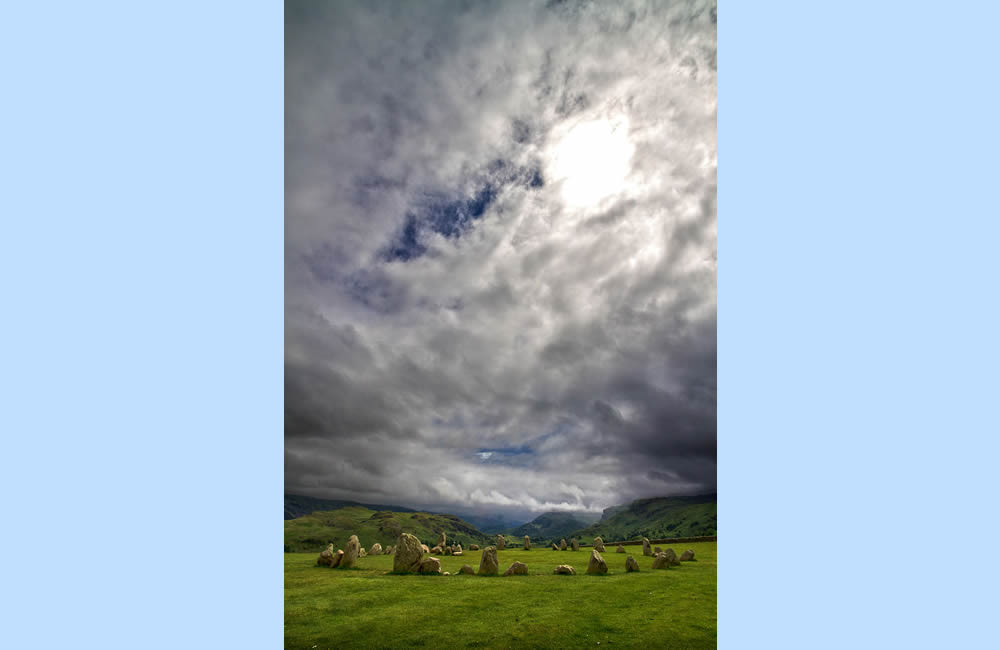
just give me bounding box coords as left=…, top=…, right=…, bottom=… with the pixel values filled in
left=285, top=0, right=716, bottom=525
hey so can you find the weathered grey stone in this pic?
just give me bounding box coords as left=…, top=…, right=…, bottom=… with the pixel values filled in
left=560, top=539, right=567, bottom=550
left=524, top=536, right=531, bottom=550
left=317, top=543, right=336, bottom=567
left=478, top=546, right=499, bottom=576
left=359, top=547, right=367, bottom=557
left=442, top=572, right=451, bottom=576
left=616, top=544, right=625, bottom=553
left=496, top=534, right=506, bottom=550
left=458, top=564, right=475, bottom=575
left=593, top=536, right=605, bottom=552
left=421, top=544, right=430, bottom=553
left=418, top=557, right=442, bottom=574
left=554, top=564, right=576, bottom=575
left=586, top=549, right=608, bottom=575
left=437, top=532, right=447, bottom=549
left=571, top=539, right=579, bottom=551
left=552, top=543, right=559, bottom=550
left=625, top=555, right=640, bottom=572
left=453, top=550, right=463, bottom=556
left=330, top=549, right=344, bottom=568
left=393, top=533, right=424, bottom=573
left=503, top=561, right=528, bottom=576
left=642, top=538, right=652, bottom=556
left=369, top=543, right=382, bottom=555
left=651, top=549, right=678, bottom=569
left=680, top=549, right=695, bottom=561
left=431, top=545, right=444, bottom=555
left=654, top=546, right=662, bottom=554
left=469, top=544, right=479, bottom=551
left=340, top=535, right=361, bottom=568
left=445, top=546, right=453, bottom=556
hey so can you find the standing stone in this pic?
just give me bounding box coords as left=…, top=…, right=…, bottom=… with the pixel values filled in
left=552, top=543, right=559, bottom=550
left=586, top=549, right=608, bottom=575
left=651, top=552, right=671, bottom=569
left=524, top=536, right=531, bottom=550
left=571, top=539, right=579, bottom=551
left=437, top=532, right=447, bottom=549
left=470, top=544, right=479, bottom=551
left=478, top=546, right=499, bottom=576
left=616, top=544, right=625, bottom=553
left=418, top=557, right=442, bottom=574
left=663, top=548, right=680, bottom=566
left=421, top=544, right=430, bottom=553
left=330, top=549, right=344, bottom=568
left=445, top=546, right=454, bottom=556
left=642, top=538, right=652, bottom=556
left=496, top=534, right=506, bottom=550
left=503, top=561, right=528, bottom=576
left=317, top=543, right=336, bottom=567
left=680, top=549, right=696, bottom=561
left=393, top=533, right=425, bottom=573
left=593, top=537, right=605, bottom=552
left=560, top=539, right=567, bottom=551
left=458, top=564, right=475, bottom=575
left=431, top=545, right=443, bottom=555
left=625, top=555, right=640, bottom=572
left=654, top=546, right=662, bottom=554
left=554, top=564, right=576, bottom=575
left=340, top=535, right=361, bottom=568
left=359, top=547, right=367, bottom=557
left=455, top=543, right=463, bottom=553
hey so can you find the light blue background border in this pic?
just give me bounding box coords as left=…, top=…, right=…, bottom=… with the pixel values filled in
left=3, top=1, right=999, bottom=648
left=1, top=2, right=283, bottom=648
left=721, top=2, right=999, bottom=647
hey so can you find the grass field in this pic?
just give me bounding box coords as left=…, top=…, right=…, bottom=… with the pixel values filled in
left=285, top=541, right=716, bottom=649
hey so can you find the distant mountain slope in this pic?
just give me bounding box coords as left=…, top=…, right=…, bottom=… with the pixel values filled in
left=569, top=494, right=717, bottom=542
left=284, top=493, right=416, bottom=520
left=460, top=513, right=528, bottom=534
left=507, top=512, right=598, bottom=544
left=284, top=506, right=491, bottom=553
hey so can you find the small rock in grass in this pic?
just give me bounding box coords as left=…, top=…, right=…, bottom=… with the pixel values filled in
left=459, top=564, right=475, bottom=575
left=418, top=557, right=442, bottom=574
left=503, top=561, right=528, bottom=576
left=393, top=533, right=424, bottom=573
left=616, top=544, right=625, bottom=553
left=586, top=549, right=608, bottom=575
left=340, top=535, right=361, bottom=568
left=625, top=555, right=640, bottom=572
left=478, top=546, right=499, bottom=576
left=680, top=549, right=695, bottom=561
left=554, top=564, right=576, bottom=575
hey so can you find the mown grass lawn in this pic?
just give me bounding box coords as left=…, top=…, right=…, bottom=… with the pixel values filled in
left=285, top=542, right=716, bottom=649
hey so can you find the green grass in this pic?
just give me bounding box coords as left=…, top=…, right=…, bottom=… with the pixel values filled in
left=285, top=542, right=716, bottom=649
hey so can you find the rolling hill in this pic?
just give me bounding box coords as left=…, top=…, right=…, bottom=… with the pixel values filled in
left=284, top=493, right=416, bottom=520
left=567, top=494, right=717, bottom=542
left=507, top=512, right=601, bottom=545
left=284, top=506, right=491, bottom=552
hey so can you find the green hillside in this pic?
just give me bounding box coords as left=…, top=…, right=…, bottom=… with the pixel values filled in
left=507, top=512, right=596, bottom=545
left=568, top=494, right=717, bottom=542
left=284, top=506, right=491, bottom=553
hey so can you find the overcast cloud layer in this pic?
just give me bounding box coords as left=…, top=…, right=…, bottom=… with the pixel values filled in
left=285, top=0, right=717, bottom=524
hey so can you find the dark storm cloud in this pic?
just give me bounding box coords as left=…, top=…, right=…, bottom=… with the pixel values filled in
left=285, top=0, right=716, bottom=522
